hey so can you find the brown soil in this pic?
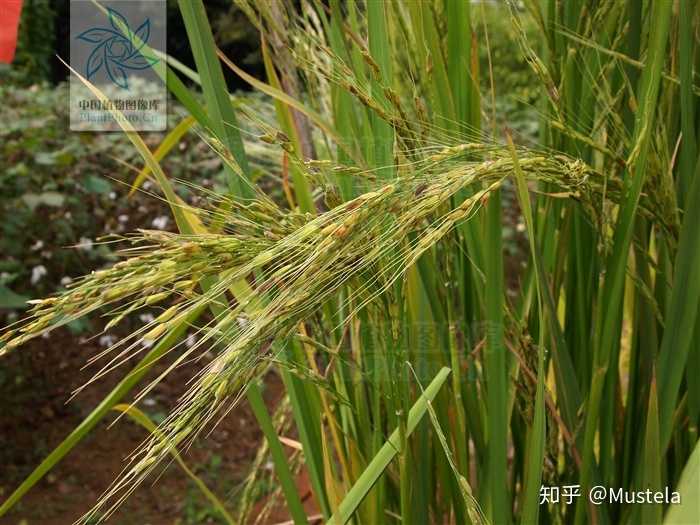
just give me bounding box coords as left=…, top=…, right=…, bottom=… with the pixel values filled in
left=0, top=328, right=287, bottom=525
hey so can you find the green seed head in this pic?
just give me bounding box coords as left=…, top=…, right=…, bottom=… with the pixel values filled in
left=143, top=323, right=167, bottom=343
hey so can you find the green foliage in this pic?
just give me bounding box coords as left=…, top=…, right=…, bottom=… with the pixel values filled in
left=0, top=82, right=277, bottom=304
left=0, top=83, right=122, bottom=300
left=475, top=4, right=541, bottom=143
left=477, top=6, right=540, bottom=100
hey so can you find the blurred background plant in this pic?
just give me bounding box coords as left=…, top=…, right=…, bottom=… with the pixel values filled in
left=0, top=81, right=280, bottom=311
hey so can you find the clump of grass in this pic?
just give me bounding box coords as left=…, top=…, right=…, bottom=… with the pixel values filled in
left=3, top=145, right=607, bottom=516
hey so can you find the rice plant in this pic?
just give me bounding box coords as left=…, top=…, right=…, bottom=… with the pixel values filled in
left=1, top=1, right=699, bottom=524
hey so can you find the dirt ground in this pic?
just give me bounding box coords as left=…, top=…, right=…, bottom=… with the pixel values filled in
left=0, top=327, right=294, bottom=525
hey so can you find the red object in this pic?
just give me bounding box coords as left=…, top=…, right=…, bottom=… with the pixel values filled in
left=0, top=0, right=23, bottom=64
